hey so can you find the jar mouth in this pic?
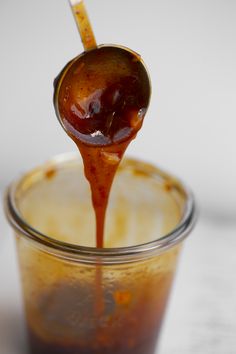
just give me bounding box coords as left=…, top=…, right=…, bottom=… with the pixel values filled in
left=4, top=153, right=197, bottom=264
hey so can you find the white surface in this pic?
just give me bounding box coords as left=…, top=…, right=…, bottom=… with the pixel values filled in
left=0, top=0, right=236, bottom=353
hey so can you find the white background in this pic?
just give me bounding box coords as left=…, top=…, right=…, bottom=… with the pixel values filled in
left=0, top=0, right=236, bottom=353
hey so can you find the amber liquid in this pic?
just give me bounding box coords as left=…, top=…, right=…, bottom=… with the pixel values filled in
left=28, top=328, right=158, bottom=354
left=26, top=270, right=174, bottom=354
left=56, top=46, right=150, bottom=248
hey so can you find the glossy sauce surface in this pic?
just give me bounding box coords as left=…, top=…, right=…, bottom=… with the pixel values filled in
left=55, top=46, right=150, bottom=247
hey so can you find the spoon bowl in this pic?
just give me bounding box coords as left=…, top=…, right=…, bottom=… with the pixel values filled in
left=54, top=44, right=151, bottom=146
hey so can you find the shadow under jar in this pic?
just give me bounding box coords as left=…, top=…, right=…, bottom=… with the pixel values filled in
left=5, top=154, right=196, bottom=354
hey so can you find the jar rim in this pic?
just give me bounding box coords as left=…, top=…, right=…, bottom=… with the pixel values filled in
left=4, top=153, right=197, bottom=264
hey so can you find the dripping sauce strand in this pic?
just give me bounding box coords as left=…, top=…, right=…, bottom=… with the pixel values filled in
left=74, top=139, right=131, bottom=248
left=59, top=64, right=147, bottom=249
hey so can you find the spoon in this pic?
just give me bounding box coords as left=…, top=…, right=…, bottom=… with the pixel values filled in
left=53, top=0, right=151, bottom=147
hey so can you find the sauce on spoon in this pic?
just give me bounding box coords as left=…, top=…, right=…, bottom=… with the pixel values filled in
left=54, top=45, right=150, bottom=247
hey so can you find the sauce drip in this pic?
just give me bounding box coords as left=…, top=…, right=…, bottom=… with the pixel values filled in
left=55, top=46, right=150, bottom=247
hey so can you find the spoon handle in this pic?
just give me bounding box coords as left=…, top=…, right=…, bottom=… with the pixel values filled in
left=69, top=0, right=97, bottom=51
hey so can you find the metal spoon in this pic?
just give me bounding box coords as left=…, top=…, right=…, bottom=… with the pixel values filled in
left=54, top=0, right=151, bottom=147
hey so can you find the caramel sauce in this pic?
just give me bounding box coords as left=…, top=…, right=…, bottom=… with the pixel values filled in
left=27, top=272, right=174, bottom=354
left=55, top=46, right=150, bottom=247
left=45, top=168, right=57, bottom=180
